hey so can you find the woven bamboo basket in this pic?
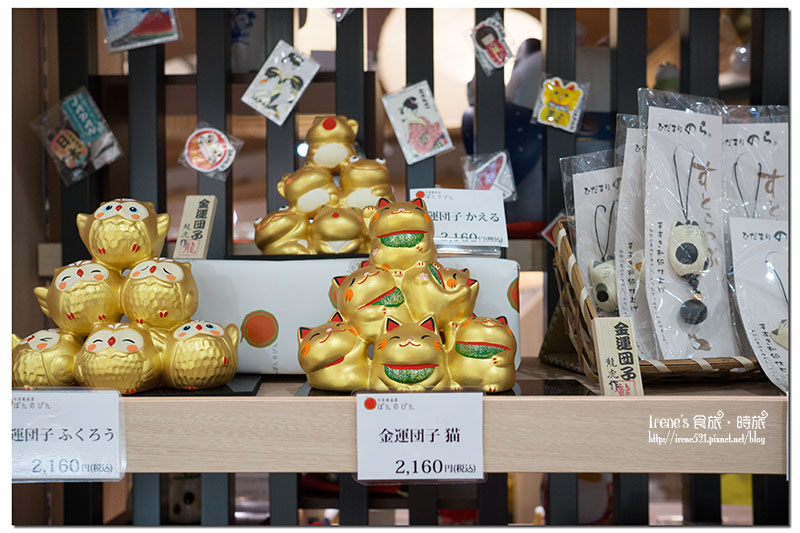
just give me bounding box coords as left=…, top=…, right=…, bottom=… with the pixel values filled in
left=546, top=219, right=763, bottom=382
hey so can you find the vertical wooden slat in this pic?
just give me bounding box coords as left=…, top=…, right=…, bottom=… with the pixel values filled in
left=132, top=473, right=163, bottom=525
left=196, top=8, right=232, bottom=259
left=681, top=473, right=721, bottom=524
left=473, top=8, right=506, bottom=154
left=404, top=8, right=435, bottom=193
left=336, top=8, right=365, bottom=149
left=750, top=9, right=789, bottom=105
left=408, top=484, right=438, bottom=525
left=542, top=8, right=576, bottom=319
left=338, top=474, right=369, bottom=525
left=752, top=474, right=789, bottom=525
left=201, top=473, right=231, bottom=525
left=265, top=8, right=296, bottom=212
left=57, top=8, right=100, bottom=266
left=547, top=473, right=578, bottom=525
left=478, top=473, right=509, bottom=525
left=610, top=9, right=647, bottom=115
left=613, top=473, right=649, bottom=525
left=63, top=482, right=103, bottom=525
left=128, top=44, right=166, bottom=215
left=269, top=473, right=299, bottom=525
left=679, top=9, right=719, bottom=98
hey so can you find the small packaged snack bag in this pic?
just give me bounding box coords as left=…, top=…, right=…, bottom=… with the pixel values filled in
left=241, top=40, right=320, bottom=127
left=532, top=75, right=589, bottom=133
left=30, top=87, right=122, bottom=186
left=179, top=122, right=243, bottom=182
left=461, top=150, right=517, bottom=201
left=471, top=13, right=513, bottom=77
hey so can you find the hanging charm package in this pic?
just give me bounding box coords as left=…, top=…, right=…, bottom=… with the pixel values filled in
left=241, top=40, right=320, bottom=126
left=729, top=217, right=788, bottom=392
left=614, top=115, right=659, bottom=359
left=721, top=105, right=788, bottom=222
left=382, top=80, right=454, bottom=165
left=471, top=13, right=513, bottom=77
left=30, top=87, right=122, bottom=186
left=560, top=150, right=621, bottom=315
left=461, top=150, right=517, bottom=201
left=638, top=89, right=738, bottom=360
left=179, top=123, right=243, bottom=182
left=532, top=75, right=589, bottom=133
left=327, top=9, right=353, bottom=23
left=101, top=8, right=180, bottom=53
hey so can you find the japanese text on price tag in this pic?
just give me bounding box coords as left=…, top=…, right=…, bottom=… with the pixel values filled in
left=12, top=390, right=125, bottom=482
left=409, top=188, right=508, bottom=247
left=356, top=392, right=484, bottom=482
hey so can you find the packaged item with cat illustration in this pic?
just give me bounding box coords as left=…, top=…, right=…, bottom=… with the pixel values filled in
left=532, top=74, right=589, bottom=133
left=461, top=150, right=517, bottom=201
left=613, top=114, right=659, bottom=359
left=241, top=39, right=320, bottom=126
left=560, top=149, right=620, bottom=316
left=178, top=121, right=243, bottom=182
left=382, top=80, right=454, bottom=165
left=30, top=87, right=122, bottom=186
left=728, top=217, right=787, bottom=392
left=638, top=88, right=739, bottom=360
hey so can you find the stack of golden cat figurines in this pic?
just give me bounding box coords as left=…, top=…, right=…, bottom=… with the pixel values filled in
left=298, top=197, right=517, bottom=393
left=254, top=115, right=396, bottom=255
left=12, top=199, right=238, bottom=394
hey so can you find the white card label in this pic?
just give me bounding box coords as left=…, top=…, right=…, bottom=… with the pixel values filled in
left=12, top=390, right=125, bottom=482
left=409, top=188, right=508, bottom=247
left=356, top=392, right=484, bottom=481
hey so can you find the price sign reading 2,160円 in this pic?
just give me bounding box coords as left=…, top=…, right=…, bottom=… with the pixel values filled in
left=356, top=392, right=484, bottom=482
left=12, top=390, right=125, bottom=482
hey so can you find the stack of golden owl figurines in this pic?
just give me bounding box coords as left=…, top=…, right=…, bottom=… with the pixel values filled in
left=12, top=199, right=239, bottom=394
left=297, top=197, right=517, bottom=393
left=254, top=115, right=396, bottom=255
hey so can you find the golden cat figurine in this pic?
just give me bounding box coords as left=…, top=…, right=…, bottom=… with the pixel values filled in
left=362, top=198, right=436, bottom=272
left=254, top=209, right=313, bottom=255
left=332, top=264, right=413, bottom=343
left=340, top=157, right=395, bottom=210
left=297, top=311, right=370, bottom=391
left=369, top=317, right=450, bottom=391
left=447, top=316, right=516, bottom=393
left=276, top=166, right=340, bottom=218
left=310, top=205, right=368, bottom=254
left=305, top=115, right=358, bottom=172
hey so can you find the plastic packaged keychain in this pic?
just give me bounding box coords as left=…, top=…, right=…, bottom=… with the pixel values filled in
left=30, top=87, right=122, bottom=186
left=471, top=13, right=513, bottom=77
left=241, top=40, right=320, bottom=126
left=613, top=114, right=659, bottom=359
left=728, top=216, right=788, bottom=392
left=638, top=88, right=739, bottom=360
left=532, top=75, right=589, bottom=133
left=179, top=122, right=242, bottom=181
left=560, top=150, right=621, bottom=315
left=327, top=9, right=353, bottom=22
left=101, top=9, right=180, bottom=53
left=461, top=150, right=517, bottom=201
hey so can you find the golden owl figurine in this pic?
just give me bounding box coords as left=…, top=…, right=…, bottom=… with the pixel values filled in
left=121, top=258, right=198, bottom=329
left=362, top=198, right=437, bottom=272
left=331, top=263, right=413, bottom=344
left=340, top=157, right=395, bottom=210
left=305, top=115, right=358, bottom=172
left=34, top=260, right=124, bottom=337
left=447, top=316, right=517, bottom=393
left=12, top=329, right=80, bottom=388
left=161, top=320, right=239, bottom=390
left=298, top=311, right=369, bottom=391
left=310, top=205, right=367, bottom=254
left=74, top=322, right=162, bottom=394
left=369, top=317, right=450, bottom=391
left=254, top=210, right=313, bottom=255
left=77, top=198, right=170, bottom=271
left=276, top=166, right=340, bottom=218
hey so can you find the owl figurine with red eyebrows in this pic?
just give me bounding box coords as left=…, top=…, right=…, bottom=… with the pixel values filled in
left=76, top=198, right=170, bottom=271
left=73, top=322, right=162, bottom=394
left=120, top=258, right=198, bottom=330
left=12, top=329, right=80, bottom=388
left=34, top=260, right=124, bottom=337
left=161, top=320, right=239, bottom=390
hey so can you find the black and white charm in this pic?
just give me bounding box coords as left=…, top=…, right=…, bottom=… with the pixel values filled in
left=669, top=147, right=709, bottom=325
left=765, top=253, right=789, bottom=350
left=589, top=202, right=618, bottom=313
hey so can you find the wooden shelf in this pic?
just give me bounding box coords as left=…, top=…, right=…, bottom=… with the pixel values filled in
left=121, top=358, right=786, bottom=475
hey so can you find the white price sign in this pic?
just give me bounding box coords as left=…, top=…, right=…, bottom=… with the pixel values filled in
left=356, top=392, right=484, bottom=482
left=409, top=188, right=508, bottom=247
left=12, top=390, right=125, bottom=482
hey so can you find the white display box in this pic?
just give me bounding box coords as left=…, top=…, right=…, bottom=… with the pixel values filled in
left=189, top=257, right=521, bottom=374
